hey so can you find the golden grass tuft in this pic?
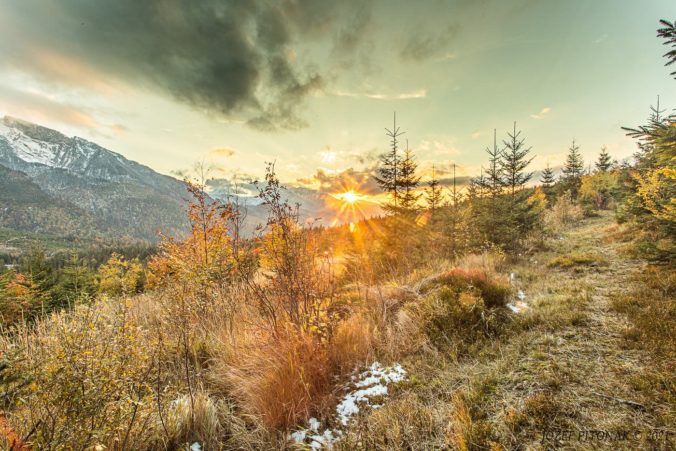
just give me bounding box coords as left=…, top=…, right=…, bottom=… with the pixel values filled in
left=226, top=327, right=332, bottom=429
left=160, top=391, right=225, bottom=450
left=334, top=393, right=443, bottom=450
left=329, top=314, right=375, bottom=373
left=546, top=252, right=609, bottom=269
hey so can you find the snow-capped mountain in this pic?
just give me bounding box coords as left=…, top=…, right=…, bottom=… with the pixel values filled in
left=0, top=116, right=180, bottom=192
left=0, top=116, right=190, bottom=241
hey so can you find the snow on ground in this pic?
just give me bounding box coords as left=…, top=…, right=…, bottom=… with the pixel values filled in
left=507, top=301, right=529, bottom=313
left=507, top=274, right=529, bottom=314
left=289, top=362, right=407, bottom=449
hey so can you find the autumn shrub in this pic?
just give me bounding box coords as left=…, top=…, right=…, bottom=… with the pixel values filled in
left=579, top=171, right=620, bottom=211
left=0, top=271, right=41, bottom=325
left=1, top=299, right=164, bottom=449
left=225, top=326, right=332, bottom=429
left=97, top=252, right=145, bottom=296
left=544, top=193, right=583, bottom=232
left=413, top=288, right=503, bottom=353
left=428, top=268, right=511, bottom=308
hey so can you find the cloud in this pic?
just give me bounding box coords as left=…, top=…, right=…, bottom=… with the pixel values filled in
left=0, top=0, right=374, bottom=132
left=208, top=147, right=237, bottom=158
left=399, top=25, right=459, bottom=62
left=530, top=107, right=551, bottom=120
left=319, top=149, right=338, bottom=164
left=295, top=167, right=380, bottom=195
left=332, top=89, right=427, bottom=100
left=417, top=137, right=459, bottom=156
left=0, top=84, right=98, bottom=129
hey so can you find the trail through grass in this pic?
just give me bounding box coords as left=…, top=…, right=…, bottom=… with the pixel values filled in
left=337, top=212, right=674, bottom=450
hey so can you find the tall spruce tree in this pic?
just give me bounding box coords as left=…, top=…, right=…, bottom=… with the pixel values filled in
left=466, top=174, right=481, bottom=201
left=447, top=163, right=463, bottom=255
left=596, top=146, right=612, bottom=172
left=374, top=113, right=404, bottom=213
left=501, top=122, right=534, bottom=196
left=425, top=165, right=442, bottom=212
left=658, top=19, right=676, bottom=79
left=562, top=140, right=585, bottom=196
left=540, top=163, right=556, bottom=188
left=398, top=140, right=422, bottom=212
left=481, top=129, right=504, bottom=197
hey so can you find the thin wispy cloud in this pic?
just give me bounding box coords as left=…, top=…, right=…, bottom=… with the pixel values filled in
left=433, top=53, right=457, bottom=62
left=530, top=107, right=551, bottom=120
left=208, top=147, right=237, bottom=158
left=332, top=89, right=427, bottom=100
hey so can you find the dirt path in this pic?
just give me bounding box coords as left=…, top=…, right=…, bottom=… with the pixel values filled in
left=484, top=212, right=672, bottom=450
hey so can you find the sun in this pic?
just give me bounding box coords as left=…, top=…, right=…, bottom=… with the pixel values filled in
left=333, top=190, right=367, bottom=205
left=341, top=190, right=359, bottom=204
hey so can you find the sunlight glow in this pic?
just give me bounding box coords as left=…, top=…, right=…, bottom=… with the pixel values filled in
left=332, top=190, right=367, bottom=205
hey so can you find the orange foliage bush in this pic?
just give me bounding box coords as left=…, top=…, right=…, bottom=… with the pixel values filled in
left=226, top=327, right=332, bottom=429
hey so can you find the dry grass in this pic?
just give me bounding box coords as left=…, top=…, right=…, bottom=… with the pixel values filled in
left=547, top=252, right=609, bottom=269
left=225, top=328, right=333, bottom=430
left=329, top=213, right=674, bottom=450
left=422, top=267, right=512, bottom=308
left=329, top=314, right=376, bottom=373
left=334, top=392, right=444, bottom=450
left=610, top=265, right=675, bottom=429
left=455, top=251, right=506, bottom=275
left=2, top=206, right=671, bottom=450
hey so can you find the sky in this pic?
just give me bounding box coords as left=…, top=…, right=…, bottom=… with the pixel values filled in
left=0, top=0, right=675, bottom=199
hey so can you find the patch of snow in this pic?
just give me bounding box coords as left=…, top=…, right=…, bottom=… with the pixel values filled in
left=517, top=289, right=526, bottom=300
left=8, top=131, right=60, bottom=166
left=190, top=442, right=201, bottom=451
left=507, top=301, right=529, bottom=314
left=0, top=120, right=10, bottom=134
left=291, top=430, right=307, bottom=443
left=308, top=417, right=321, bottom=432
left=289, top=362, right=407, bottom=449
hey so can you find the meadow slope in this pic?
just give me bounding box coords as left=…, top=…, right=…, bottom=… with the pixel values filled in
left=337, top=211, right=673, bottom=450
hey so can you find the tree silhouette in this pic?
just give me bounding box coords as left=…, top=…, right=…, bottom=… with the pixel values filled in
left=658, top=19, right=676, bottom=79
left=481, top=129, right=504, bottom=197
left=562, top=140, right=585, bottom=197
left=398, top=140, right=422, bottom=213
left=501, top=122, right=534, bottom=196
left=595, top=146, right=612, bottom=172
left=374, top=113, right=404, bottom=213
left=425, top=165, right=443, bottom=212
left=540, top=163, right=556, bottom=188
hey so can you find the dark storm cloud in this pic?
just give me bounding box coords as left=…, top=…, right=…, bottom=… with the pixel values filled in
left=0, top=0, right=373, bottom=131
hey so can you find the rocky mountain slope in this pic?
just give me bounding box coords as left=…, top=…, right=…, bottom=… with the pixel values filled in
left=0, top=116, right=189, bottom=242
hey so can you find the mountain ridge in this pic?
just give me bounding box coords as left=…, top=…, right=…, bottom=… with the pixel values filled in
left=0, top=116, right=190, bottom=243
